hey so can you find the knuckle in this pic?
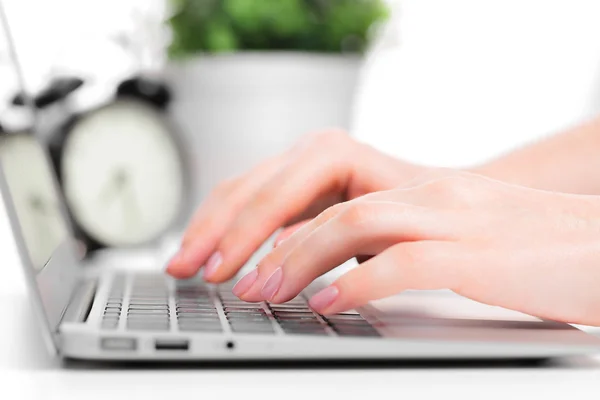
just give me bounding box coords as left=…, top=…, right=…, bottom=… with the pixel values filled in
left=250, top=186, right=275, bottom=208
left=426, top=175, right=469, bottom=197
left=295, top=130, right=350, bottom=154
left=317, top=203, right=346, bottom=223
left=390, top=244, right=430, bottom=285
left=396, top=243, right=427, bottom=266
left=307, top=129, right=349, bottom=145
left=211, top=178, right=238, bottom=197
left=337, top=203, right=376, bottom=228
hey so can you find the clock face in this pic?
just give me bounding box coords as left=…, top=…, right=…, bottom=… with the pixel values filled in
left=61, top=100, right=185, bottom=247
left=0, top=134, right=69, bottom=270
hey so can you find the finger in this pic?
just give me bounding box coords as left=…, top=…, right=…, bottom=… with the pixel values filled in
left=240, top=181, right=477, bottom=299
left=273, top=220, right=310, bottom=248
left=263, top=202, right=462, bottom=304
left=204, top=132, right=357, bottom=283
left=234, top=203, right=350, bottom=302
left=308, top=241, right=463, bottom=314
left=166, top=154, right=284, bottom=278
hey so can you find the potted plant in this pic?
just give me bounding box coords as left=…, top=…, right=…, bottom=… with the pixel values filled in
left=165, top=0, right=389, bottom=202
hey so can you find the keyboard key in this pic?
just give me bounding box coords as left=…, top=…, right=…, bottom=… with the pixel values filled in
left=129, top=299, right=169, bottom=304
left=178, top=319, right=221, bottom=326
left=325, top=314, right=366, bottom=322
left=225, top=311, right=266, bottom=318
left=127, top=316, right=170, bottom=322
left=178, top=322, right=222, bottom=331
left=279, top=297, right=306, bottom=305
left=270, top=307, right=311, bottom=313
left=127, top=325, right=170, bottom=331
left=223, top=306, right=265, bottom=311
left=176, top=298, right=213, bottom=304
left=231, top=325, right=276, bottom=334
left=228, top=318, right=271, bottom=325
left=177, top=315, right=220, bottom=321
left=336, top=330, right=380, bottom=337
left=176, top=310, right=218, bottom=316
left=277, top=319, right=320, bottom=326
left=179, top=325, right=222, bottom=332
left=281, top=327, right=328, bottom=335
left=127, top=309, right=169, bottom=315
left=128, top=305, right=169, bottom=310
left=275, top=315, right=319, bottom=322
left=272, top=311, right=315, bottom=317
left=175, top=305, right=216, bottom=311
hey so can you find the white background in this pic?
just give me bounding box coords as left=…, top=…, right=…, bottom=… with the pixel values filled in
left=2, top=0, right=600, bottom=397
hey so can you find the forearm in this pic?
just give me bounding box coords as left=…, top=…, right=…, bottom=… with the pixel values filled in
left=471, top=115, right=600, bottom=194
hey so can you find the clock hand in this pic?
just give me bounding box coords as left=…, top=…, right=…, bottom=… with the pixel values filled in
left=98, top=168, right=127, bottom=206
left=118, top=171, right=143, bottom=229
left=29, top=194, right=49, bottom=216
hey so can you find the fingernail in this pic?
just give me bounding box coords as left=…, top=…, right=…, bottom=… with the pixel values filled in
left=309, top=286, right=339, bottom=313
left=232, top=270, right=259, bottom=297
left=261, top=267, right=283, bottom=301
left=274, top=237, right=287, bottom=248
left=203, top=251, right=222, bottom=279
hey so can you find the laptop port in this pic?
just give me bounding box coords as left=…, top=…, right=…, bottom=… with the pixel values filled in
left=154, top=339, right=189, bottom=351
left=101, top=337, right=137, bottom=351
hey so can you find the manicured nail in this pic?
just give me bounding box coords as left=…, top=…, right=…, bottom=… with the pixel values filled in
left=203, top=251, right=222, bottom=279
left=232, top=270, right=259, bottom=297
left=309, top=286, right=339, bottom=313
left=274, top=237, right=287, bottom=248
left=261, top=267, right=283, bottom=301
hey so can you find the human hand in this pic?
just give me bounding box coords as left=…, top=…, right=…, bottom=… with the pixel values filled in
left=235, top=170, right=600, bottom=326
left=166, top=130, right=427, bottom=281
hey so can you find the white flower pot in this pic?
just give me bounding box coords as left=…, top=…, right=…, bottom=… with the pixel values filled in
left=165, top=52, right=363, bottom=206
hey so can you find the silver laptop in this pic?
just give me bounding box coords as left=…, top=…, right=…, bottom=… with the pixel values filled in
left=2, top=147, right=600, bottom=362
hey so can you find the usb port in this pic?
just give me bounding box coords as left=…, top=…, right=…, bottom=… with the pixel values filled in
left=155, top=339, right=189, bottom=351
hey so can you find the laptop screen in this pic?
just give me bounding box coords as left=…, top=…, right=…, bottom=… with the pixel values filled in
left=0, top=134, right=70, bottom=272
left=0, top=1, right=80, bottom=346
left=0, top=2, right=70, bottom=273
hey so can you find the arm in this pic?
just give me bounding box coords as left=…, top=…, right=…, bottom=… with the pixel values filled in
left=472, top=115, right=600, bottom=194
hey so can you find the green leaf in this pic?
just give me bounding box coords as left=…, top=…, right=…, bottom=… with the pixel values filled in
left=167, top=0, right=390, bottom=57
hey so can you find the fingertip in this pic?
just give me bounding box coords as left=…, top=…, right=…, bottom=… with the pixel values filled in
left=166, top=243, right=210, bottom=277
left=165, top=253, right=201, bottom=279
left=232, top=269, right=259, bottom=297
left=308, top=285, right=340, bottom=314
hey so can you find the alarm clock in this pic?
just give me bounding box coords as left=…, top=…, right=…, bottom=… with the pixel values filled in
left=47, top=76, right=189, bottom=252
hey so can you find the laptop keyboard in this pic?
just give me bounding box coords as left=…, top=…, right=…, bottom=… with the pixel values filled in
left=101, top=274, right=379, bottom=337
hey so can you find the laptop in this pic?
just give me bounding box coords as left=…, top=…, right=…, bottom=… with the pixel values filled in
left=1, top=5, right=600, bottom=364
left=2, top=146, right=600, bottom=362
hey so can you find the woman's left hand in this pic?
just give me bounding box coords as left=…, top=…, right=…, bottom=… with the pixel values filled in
left=233, top=170, right=600, bottom=326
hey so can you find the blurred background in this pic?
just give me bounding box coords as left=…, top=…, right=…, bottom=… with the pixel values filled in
left=2, top=0, right=600, bottom=264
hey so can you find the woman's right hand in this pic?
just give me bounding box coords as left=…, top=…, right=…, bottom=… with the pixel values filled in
left=166, top=130, right=429, bottom=282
